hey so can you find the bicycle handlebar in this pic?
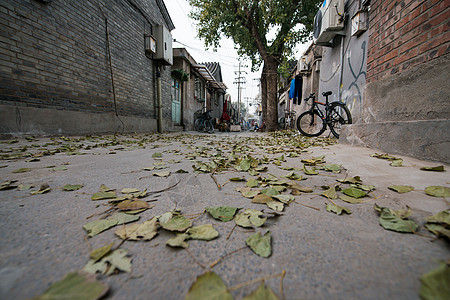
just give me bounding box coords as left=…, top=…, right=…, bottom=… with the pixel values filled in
left=304, top=93, right=315, bottom=102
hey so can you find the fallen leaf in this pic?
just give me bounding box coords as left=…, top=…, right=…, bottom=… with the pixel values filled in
left=121, top=188, right=140, bottom=194
left=243, top=282, right=279, bottom=300
left=117, top=200, right=149, bottom=211
left=206, top=206, right=239, bottom=222
left=326, top=203, right=352, bottom=215
left=235, top=209, right=267, bottom=228
left=388, top=185, right=414, bottom=193
left=83, top=249, right=132, bottom=275
left=261, top=188, right=279, bottom=197
left=63, top=184, right=83, bottom=191
left=90, top=243, right=114, bottom=261
left=13, top=168, right=31, bottom=173
left=426, top=210, right=450, bottom=226
left=99, top=184, right=115, bottom=192
left=91, top=191, right=117, bottom=200
left=425, top=186, right=450, bottom=198
left=35, top=271, right=109, bottom=300
left=323, top=164, right=341, bottom=172
left=283, top=171, right=302, bottom=180
left=187, top=224, right=219, bottom=241
left=424, top=223, right=450, bottom=239
left=246, top=178, right=259, bottom=188
left=246, top=231, right=272, bottom=258
left=272, top=194, right=294, bottom=204
left=390, top=159, right=403, bottom=167
left=241, top=189, right=260, bottom=198
left=30, top=184, right=51, bottom=195
left=115, top=218, right=158, bottom=241
left=152, top=152, right=162, bottom=158
left=266, top=200, right=284, bottom=212
left=420, top=165, right=445, bottom=172
left=419, top=262, right=450, bottom=300
left=251, top=194, right=273, bottom=204
left=322, top=186, right=337, bottom=199
left=337, top=176, right=362, bottom=184
left=17, top=183, right=34, bottom=191
left=83, top=219, right=118, bottom=237
left=229, top=177, right=245, bottom=182
left=185, top=271, right=232, bottom=300
left=108, top=212, right=140, bottom=225
left=342, top=187, right=367, bottom=198
left=51, top=166, right=67, bottom=171
left=160, top=215, right=192, bottom=232
left=339, top=195, right=363, bottom=204
left=153, top=171, right=171, bottom=177
left=166, top=233, right=190, bottom=248
left=374, top=204, right=418, bottom=233
left=0, top=180, right=18, bottom=190
left=303, top=165, right=318, bottom=175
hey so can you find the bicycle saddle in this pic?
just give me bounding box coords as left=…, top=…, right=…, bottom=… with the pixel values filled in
left=322, top=91, right=332, bottom=97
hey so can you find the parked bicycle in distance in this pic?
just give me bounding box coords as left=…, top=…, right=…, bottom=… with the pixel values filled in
left=296, top=91, right=352, bottom=138
left=279, top=110, right=297, bottom=130
left=194, top=109, right=214, bottom=133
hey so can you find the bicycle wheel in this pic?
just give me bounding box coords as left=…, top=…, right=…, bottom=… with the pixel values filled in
left=194, top=118, right=204, bottom=132
left=204, top=120, right=214, bottom=134
left=296, top=110, right=326, bottom=137
left=329, top=102, right=352, bottom=138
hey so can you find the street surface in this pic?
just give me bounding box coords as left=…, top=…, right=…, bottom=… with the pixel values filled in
left=0, top=131, right=448, bottom=299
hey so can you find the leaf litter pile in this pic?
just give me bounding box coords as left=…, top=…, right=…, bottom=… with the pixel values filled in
left=1, top=131, right=449, bottom=299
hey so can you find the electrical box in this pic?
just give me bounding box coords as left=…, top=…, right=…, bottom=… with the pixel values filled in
left=313, top=0, right=345, bottom=45
left=351, top=11, right=368, bottom=36
left=153, top=25, right=173, bottom=65
left=298, top=56, right=310, bottom=73
left=144, top=35, right=156, bottom=54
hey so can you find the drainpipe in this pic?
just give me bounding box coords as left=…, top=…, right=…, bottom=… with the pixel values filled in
left=338, top=35, right=345, bottom=102
left=156, top=65, right=162, bottom=133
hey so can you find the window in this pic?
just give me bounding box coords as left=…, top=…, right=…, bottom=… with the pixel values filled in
left=194, top=76, right=205, bottom=102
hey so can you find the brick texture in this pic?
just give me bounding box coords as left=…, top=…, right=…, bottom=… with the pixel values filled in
left=367, top=0, right=450, bottom=83
left=0, top=0, right=172, bottom=120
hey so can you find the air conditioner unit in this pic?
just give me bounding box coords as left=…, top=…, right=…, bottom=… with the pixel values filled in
left=153, top=25, right=173, bottom=65
left=144, top=35, right=156, bottom=54
left=298, top=56, right=309, bottom=72
left=313, top=0, right=345, bottom=45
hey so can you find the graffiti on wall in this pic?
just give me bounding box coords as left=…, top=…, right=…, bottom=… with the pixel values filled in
left=342, top=41, right=366, bottom=116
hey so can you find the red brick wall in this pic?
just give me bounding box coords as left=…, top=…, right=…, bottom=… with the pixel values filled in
left=366, top=0, right=450, bottom=83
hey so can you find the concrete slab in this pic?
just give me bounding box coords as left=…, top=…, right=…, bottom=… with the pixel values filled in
left=0, top=132, right=448, bottom=299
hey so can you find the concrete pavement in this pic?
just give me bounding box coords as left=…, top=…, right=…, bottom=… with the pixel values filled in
left=0, top=131, right=448, bottom=299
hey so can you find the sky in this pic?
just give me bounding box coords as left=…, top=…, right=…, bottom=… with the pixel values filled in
left=164, top=0, right=311, bottom=115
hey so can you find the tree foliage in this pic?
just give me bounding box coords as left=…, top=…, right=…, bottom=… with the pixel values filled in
left=189, top=0, right=321, bottom=130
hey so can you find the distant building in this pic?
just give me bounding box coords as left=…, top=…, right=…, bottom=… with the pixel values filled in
left=0, top=0, right=176, bottom=136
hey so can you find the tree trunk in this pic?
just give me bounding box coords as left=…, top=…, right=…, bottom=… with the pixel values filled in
left=264, top=57, right=279, bottom=132
left=260, top=64, right=267, bottom=128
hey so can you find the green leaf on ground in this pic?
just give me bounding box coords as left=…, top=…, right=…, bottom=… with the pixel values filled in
left=267, top=200, right=284, bottom=212
left=166, top=233, right=190, bottom=248
left=326, top=203, right=352, bottom=215
left=339, top=194, right=363, bottom=204
left=420, top=165, right=445, bottom=172
left=35, top=271, right=109, bottom=300
left=323, top=164, right=341, bottom=172
left=419, top=262, right=450, bottom=300
left=115, top=218, right=158, bottom=241
left=63, top=184, right=83, bottom=191
left=185, top=271, right=232, bottom=300
left=108, top=212, right=140, bottom=225
left=251, top=194, right=273, bottom=204
left=18, top=183, right=34, bottom=191
left=246, top=231, right=272, bottom=258
left=374, top=204, right=418, bottom=233
left=390, top=159, right=403, bottom=167
left=342, top=187, right=367, bottom=198
left=83, top=219, right=118, bottom=237
left=337, top=176, right=362, bottom=184
left=283, top=171, right=302, bottom=180
left=261, top=188, right=279, bottom=197
left=229, top=177, right=245, bottom=182
left=30, top=184, right=51, bottom=195
left=160, top=215, right=192, bottom=232
left=187, top=224, right=219, bottom=241
left=322, top=186, right=337, bottom=199
left=288, top=182, right=313, bottom=193
left=13, top=168, right=31, bottom=173
left=0, top=180, right=18, bottom=190
left=153, top=171, right=171, bottom=177
left=152, top=152, right=162, bottom=158
left=52, top=166, right=67, bottom=171
left=83, top=249, right=132, bottom=276
left=425, top=186, right=450, bottom=197
left=424, top=224, right=450, bottom=239
left=426, top=210, right=450, bottom=226
left=303, top=165, right=318, bottom=175
left=99, top=184, right=115, bottom=192
left=243, top=283, right=279, bottom=300
left=117, top=200, right=149, bottom=211
left=246, top=178, right=259, bottom=188
left=241, top=189, right=260, bottom=198
left=91, top=191, right=117, bottom=200
left=235, top=209, right=267, bottom=228
left=89, top=243, right=114, bottom=261
left=206, top=206, right=239, bottom=222
left=388, top=185, right=414, bottom=193
left=121, top=188, right=140, bottom=194
left=272, top=194, right=294, bottom=204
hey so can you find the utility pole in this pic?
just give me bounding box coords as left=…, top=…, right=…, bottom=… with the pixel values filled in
left=233, top=61, right=246, bottom=125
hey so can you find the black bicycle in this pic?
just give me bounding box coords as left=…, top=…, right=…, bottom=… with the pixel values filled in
left=194, top=109, right=214, bottom=133
left=296, top=91, right=352, bottom=138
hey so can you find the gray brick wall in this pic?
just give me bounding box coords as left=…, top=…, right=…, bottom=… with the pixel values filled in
left=0, top=0, right=173, bottom=132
